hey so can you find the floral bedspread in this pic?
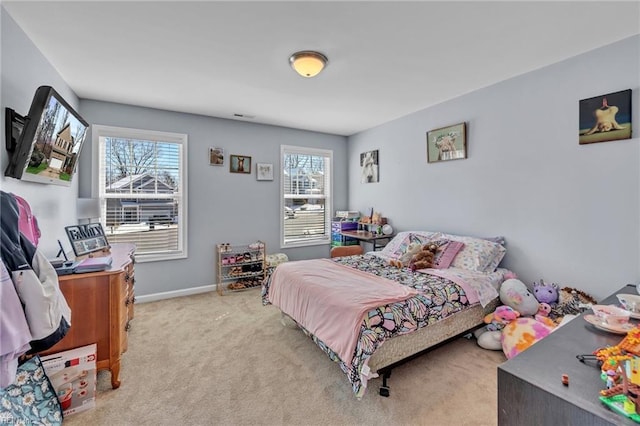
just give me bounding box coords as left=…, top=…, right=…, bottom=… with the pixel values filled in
left=261, top=254, right=474, bottom=398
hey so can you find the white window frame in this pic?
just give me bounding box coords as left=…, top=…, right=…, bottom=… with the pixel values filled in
left=92, top=124, right=188, bottom=262
left=280, top=145, right=332, bottom=249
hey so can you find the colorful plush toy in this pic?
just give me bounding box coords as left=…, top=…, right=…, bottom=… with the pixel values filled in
left=409, top=243, right=439, bottom=271
left=536, top=302, right=552, bottom=318
left=501, top=316, right=555, bottom=359
left=533, top=279, right=559, bottom=305
left=476, top=278, right=557, bottom=356
left=483, top=305, right=520, bottom=331
left=499, top=278, right=540, bottom=317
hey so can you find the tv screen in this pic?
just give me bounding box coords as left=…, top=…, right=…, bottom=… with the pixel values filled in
left=4, top=86, right=89, bottom=186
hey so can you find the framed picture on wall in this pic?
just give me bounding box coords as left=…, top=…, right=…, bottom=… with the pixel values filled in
left=209, top=147, right=224, bottom=166
left=360, top=149, right=379, bottom=183
left=579, top=89, right=632, bottom=145
left=230, top=155, right=251, bottom=174
left=256, top=163, right=273, bottom=181
left=426, top=122, right=467, bottom=163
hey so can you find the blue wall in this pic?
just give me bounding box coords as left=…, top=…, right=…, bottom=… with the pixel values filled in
left=3, top=4, right=639, bottom=300
left=1, top=9, right=83, bottom=257
left=78, top=101, right=347, bottom=297
left=348, top=35, right=640, bottom=300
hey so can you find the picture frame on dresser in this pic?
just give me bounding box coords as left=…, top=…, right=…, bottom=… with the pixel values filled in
left=65, top=223, right=110, bottom=257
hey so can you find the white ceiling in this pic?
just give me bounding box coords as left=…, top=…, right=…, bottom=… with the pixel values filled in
left=3, top=1, right=639, bottom=136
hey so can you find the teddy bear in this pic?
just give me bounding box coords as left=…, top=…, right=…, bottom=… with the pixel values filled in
left=389, top=242, right=422, bottom=268
left=408, top=243, right=439, bottom=271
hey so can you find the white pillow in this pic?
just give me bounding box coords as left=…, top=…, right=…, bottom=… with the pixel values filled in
left=441, top=233, right=506, bottom=273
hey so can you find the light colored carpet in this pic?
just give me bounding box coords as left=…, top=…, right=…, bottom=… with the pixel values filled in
left=62, top=290, right=505, bottom=425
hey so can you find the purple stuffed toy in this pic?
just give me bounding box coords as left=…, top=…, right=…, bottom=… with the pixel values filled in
left=533, top=279, right=559, bottom=305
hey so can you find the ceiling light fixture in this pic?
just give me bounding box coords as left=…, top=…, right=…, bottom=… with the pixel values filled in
left=289, top=51, right=328, bottom=78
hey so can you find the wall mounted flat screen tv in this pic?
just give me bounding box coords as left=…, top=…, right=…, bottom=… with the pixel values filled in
left=5, top=86, right=89, bottom=186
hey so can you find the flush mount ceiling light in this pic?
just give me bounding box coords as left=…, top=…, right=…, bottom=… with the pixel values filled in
left=289, top=51, right=328, bottom=78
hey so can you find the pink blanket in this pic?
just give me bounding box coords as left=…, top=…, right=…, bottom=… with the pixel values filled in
left=268, top=259, right=418, bottom=365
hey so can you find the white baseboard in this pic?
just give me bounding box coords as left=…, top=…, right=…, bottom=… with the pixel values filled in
left=135, top=284, right=217, bottom=303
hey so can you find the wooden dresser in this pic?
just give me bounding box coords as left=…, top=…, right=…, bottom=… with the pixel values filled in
left=40, top=243, right=136, bottom=389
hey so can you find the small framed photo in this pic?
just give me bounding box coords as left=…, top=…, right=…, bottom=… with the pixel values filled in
left=230, top=155, right=251, bottom=174
left=209, top=147, right=224, bottom=166
left=256, top=163, right=274, bottom=181
left=360, top=150, right=379, bottom=183
left=579, top=89, right=632, bottom=145
left=65, top=223, right=110, bottom=257
left=426, top=122, right=467, bottom=163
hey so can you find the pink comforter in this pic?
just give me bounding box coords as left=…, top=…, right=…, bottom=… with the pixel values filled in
left=267, top=258, right=418, bottom=365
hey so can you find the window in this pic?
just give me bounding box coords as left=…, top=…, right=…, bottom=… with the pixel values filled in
left=93, top=125, right=187, bottom=262
left=281, top=145, right=332, bottom=248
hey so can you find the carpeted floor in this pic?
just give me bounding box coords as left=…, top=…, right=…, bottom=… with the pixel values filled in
left=62, top=290, right=506, bottom=425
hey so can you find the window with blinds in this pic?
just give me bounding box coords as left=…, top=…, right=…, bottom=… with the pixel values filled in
left=93, top=125, right=187, bottom=262
left=280, top=145, right=332, bottom=248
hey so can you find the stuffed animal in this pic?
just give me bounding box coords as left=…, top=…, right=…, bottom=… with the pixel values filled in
left=499, top=278, right=540, bottom=317
left=476, top=278, right=556, bottom=355
left=533, top=279, right=559, bottom=305
left=484, top=305, right=520, bottom=331
left=476, top=305, right=520, bottom=350
left=501, top=316, right=555, bottom=359
left=549, top=287, right=596, bottom=323
left=536, top=302, right=551, bottom=318
left=409, top=243, right=439, bottom=271
left=389, top=242, right=422, bottom=268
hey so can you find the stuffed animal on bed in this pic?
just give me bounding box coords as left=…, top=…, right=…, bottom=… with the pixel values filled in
left=408, top=243, right=439, bottom=271
left=389, top=242, right=422, bottom=268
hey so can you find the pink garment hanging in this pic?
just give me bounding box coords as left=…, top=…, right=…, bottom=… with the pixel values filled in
left=12, top=194, right=41, bottom=247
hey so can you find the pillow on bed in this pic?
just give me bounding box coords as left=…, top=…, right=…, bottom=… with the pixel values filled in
left=432, top=240, right=465, bottom=269
left=380, top=231, right=442, bottom=259
left=442, top=234, right=506, bottom=273
left=482, top=235, right=506, bottom=246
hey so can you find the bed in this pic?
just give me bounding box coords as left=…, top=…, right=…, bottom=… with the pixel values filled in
left=261, top=231, right=510, bottom=398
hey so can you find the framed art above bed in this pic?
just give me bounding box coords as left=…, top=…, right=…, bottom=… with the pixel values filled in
left=427, top=122, right=467, bottom=163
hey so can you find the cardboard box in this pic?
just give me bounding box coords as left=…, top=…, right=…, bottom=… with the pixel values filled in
left=40, top=344, right=97, bottom=417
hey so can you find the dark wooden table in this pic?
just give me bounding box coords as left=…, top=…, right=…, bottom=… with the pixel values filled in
left=340, top=230, right=394, bottom=251
left=498, top=284, right=639, bottom=425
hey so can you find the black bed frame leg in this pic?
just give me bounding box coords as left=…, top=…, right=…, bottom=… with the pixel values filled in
left=379, top=370, right=391, bottom=397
